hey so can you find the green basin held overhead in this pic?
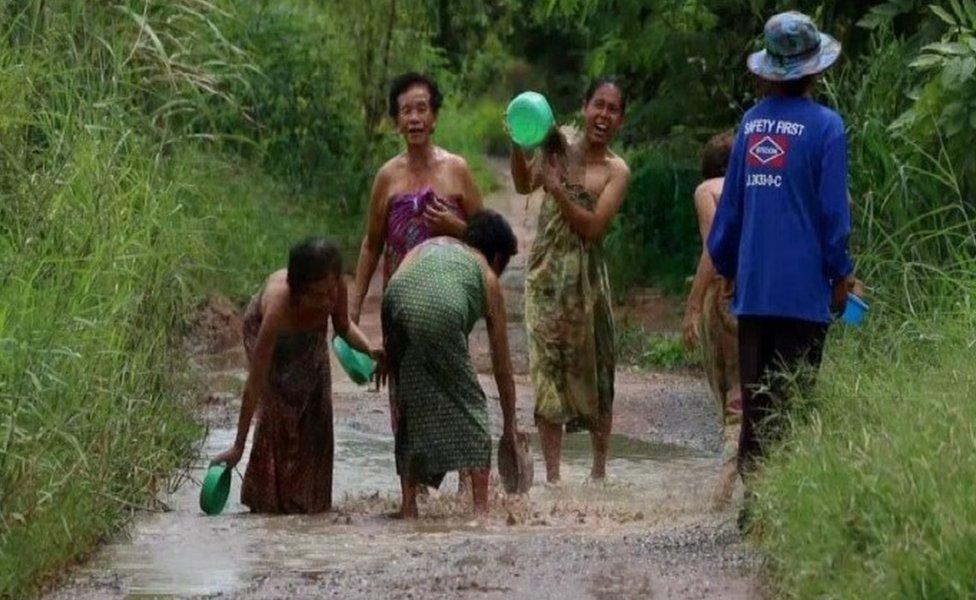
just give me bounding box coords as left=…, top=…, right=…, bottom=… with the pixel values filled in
left=506, top=91, right=555, bottom=151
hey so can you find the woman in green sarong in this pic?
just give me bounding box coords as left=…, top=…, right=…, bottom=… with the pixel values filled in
left=510, top=79, right=631, bottom=483
left=382, top=210, right=520, bottom=519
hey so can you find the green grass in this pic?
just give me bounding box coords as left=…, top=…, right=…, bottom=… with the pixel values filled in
left=0, top=134, right=205, bottom=595
left=182, top=153, right=363, bottom=303
left=616, top=325, right=701, bottom=371
left=754, top=316, right=976, bottom=599
left=0, top=2, right=357, bottom=596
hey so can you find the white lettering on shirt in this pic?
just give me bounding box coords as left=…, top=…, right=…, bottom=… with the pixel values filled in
left=747, top=173, right=783, bottom=188
left=743, top=118, right=806, bottom=137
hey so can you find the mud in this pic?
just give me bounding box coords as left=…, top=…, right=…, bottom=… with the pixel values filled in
left=46, top=159, right=760, bottom=599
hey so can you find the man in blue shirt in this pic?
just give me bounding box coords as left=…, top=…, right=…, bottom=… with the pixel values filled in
left=707, top=12, right=855, bottom=494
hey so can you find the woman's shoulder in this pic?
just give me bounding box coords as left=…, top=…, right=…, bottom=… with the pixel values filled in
left=377, top=154, right=406, bottom=179
left=433, top=146, right=471, bottom=172
left=607, top=151, right=630, bottom=177
left=261, top=271, right=290, bottom=310
left=694, top=178, right=723, bottom=211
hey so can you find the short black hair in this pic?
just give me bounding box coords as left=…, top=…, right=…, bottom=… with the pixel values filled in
left=701, top=130, right=735, bottom=179
left=388, top=72, right=443, bottom=119
left=584, top=77, right=626, bottom=113
left=463, top=210, right=518, bottom=272
left=287, top=237, right=342, bottom=295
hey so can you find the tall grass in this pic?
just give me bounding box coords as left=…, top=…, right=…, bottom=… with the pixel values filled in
left=752, top=32, right=976, bottom=598
left=0, top=2, right=353, bottom=595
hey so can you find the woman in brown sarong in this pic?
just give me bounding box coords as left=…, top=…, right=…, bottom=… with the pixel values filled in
left=213, top=238, right=383, bottom=514
left=681, top=131, right=741, bottom=509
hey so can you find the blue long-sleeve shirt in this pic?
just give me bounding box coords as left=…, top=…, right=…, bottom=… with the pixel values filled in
left=707, top=96, right=853, bottom=324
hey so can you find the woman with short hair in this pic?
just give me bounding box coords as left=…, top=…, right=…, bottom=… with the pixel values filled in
left=350, top=72, right=484, bottom=324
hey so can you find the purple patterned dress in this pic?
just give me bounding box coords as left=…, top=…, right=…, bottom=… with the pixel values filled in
left=383, top=188, right=467, bottom=284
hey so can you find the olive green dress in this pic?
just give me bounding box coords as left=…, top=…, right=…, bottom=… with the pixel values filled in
left=381, top=241, right=491, bottom=486
left=525, top=183, right=615, bottom=431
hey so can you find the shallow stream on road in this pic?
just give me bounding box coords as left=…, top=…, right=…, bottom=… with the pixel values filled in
left=73, top=423, right=717, bottom=598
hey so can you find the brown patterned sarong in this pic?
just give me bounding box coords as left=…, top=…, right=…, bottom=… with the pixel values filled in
left=239, top=293, right=334, bottom=514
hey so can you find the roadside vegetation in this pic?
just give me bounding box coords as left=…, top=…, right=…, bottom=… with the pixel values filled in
left=3, top=0, right=976, bottom=597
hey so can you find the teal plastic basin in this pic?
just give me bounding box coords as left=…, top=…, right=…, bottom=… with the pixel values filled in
left=506, top=91, right=555, bottom=151
left=332, top=336, right=376, bottom=385
left=200, top=463, right=232, bottom=516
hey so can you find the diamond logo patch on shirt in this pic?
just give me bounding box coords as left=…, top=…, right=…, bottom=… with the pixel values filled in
left=747, top=134, right=788, bottom=168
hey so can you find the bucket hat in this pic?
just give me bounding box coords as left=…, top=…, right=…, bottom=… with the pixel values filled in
left=747, top=11, right=841, bottom=81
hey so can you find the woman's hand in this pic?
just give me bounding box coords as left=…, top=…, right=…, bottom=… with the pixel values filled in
left=212, top=443, right=244, bottom=470
left=541, top=154, right=566, bottom=197
left=370, top=345, right=387, bottom=389
left=425, top=197, right=466, bottom=237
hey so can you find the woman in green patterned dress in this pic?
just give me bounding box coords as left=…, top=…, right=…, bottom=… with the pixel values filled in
left=382, top=210, right=520, bottom=519
left=510, top=79, right=630, bottom=483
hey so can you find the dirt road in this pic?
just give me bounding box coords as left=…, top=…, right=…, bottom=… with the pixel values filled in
left=47, top=160, right=760, bottom=599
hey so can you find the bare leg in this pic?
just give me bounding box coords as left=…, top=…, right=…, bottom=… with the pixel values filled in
left=457, top=469, right=472, bottom=494
left=536, top=416, right=563, bottom=484
left=590, top=412, right=612, bottom=480
left=400, top=475, right=419, bottom=519
left=470, top=469, right=490, bottom=516
left=711, top=458, right=739, bottom=510
left=712, top=422, right=741, bottom=510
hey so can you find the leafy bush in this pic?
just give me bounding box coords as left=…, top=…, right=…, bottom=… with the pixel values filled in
left=213, top=2, right=372, bottom=212
left=0, top=2, right=356, bottom=595
left=604, top=144, right=701, bottom=294
left=892, top=1, right=976, bottom=190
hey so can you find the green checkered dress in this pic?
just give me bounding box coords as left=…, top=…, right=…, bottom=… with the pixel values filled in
left=382, top=241, right=491, bottom=485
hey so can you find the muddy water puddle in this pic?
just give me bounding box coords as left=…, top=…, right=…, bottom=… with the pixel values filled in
left=67, top=423, right=719, bottom=598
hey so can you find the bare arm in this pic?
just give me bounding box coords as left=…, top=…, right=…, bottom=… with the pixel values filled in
left=212, top=292, right=283, bottom=467
left=544, top=157, right=630, bottom=244
left=509, top=145, right=540, bottom=194
left=333, top=277, right=386, bottom=387
left=483, top=269, right=517, bottom=438
left=350, top=170, right=390, bottom=323
left=682, top=184, right=721, bottom=348
left=332, top=278, right=379, bottom=355
left=687, top=184, right=720, bottom=314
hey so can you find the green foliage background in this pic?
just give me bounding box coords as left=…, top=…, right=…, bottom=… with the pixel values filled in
left=3, top=0, right=976, bottom=597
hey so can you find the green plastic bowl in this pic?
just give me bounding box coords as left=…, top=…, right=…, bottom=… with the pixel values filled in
left=200, top=463, right=232, bottom=516
left=332, top=336, right=376, bottom=385
left=506, top=91, right=555, bottom=151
